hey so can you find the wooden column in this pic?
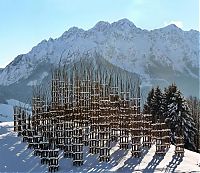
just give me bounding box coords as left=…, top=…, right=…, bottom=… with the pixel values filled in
left=89, top=81, right=100, bottom=154
left=110, top=86, right=119, bottom=142
left=119, top=91, right=130, bottom=150
left=142, top=114, right=152, bottom=148
left=99, top=84, right=111, bottom=162
left=130, top=98, right=142, bottom=157
left=72, top=78, right=84, bottom=166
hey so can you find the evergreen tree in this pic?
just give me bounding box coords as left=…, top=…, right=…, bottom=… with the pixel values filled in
left=143, top=88, right=154, bottom=114
left=186, top=96, right=200, bottom=153
left=151, top=86, right=163, bottom=123
left=143, top=87, right=163, bottom=123
left=144, top=84, right=197, bottom=151
left=163, top=84, right=197, bottom=150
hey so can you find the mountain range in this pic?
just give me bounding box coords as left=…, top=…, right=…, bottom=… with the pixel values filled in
left=0, top=18, right=199, bottom=104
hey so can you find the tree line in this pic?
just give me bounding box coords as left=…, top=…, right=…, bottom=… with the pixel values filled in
left=143, top=83, right=199, bottom=152
left=186, top=96, right=200, bottom=153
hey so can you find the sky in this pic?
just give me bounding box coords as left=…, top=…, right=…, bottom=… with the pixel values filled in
left=0, top=0, right=199, bottom=68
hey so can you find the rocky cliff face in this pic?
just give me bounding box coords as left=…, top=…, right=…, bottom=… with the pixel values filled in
left=0, top=18, right=199, bottom=103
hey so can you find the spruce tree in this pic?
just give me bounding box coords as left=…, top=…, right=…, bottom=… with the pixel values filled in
left=143, top=87, right=163, bottom=123
left=187, top=96, right=200, bottom=152
left=163, top=84, right=197, bottom=150
left=143, top=88, right=154, bottom=114
left=151, top=86, right=163, bottom=123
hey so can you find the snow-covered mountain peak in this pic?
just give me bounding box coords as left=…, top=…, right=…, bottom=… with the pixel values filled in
left=111, top=18, right=138, bottom=32
left=159, top=24, right=183, bottom=34
left=112, top=18, right=136, bottom=28
left=91, top=18, right=138, bottom=33
left=48, top=37, right=54, bottom=42
left=68, top=26, right=84, bottom=33
left=61, top=26, right=84, bottom=40
left=166, top=23, right=180, bottom=29
left=92, top=21, right=110, bottom=31
left=0, top=18, right=199, bottom=98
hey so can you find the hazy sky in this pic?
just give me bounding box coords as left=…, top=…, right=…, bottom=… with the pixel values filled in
left=0, top=0, right=199, bottom=68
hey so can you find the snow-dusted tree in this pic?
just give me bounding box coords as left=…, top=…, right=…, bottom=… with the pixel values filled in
left=143, top=87, right=163, bottom=123
left=187, top=96, right=200, bottom=153
left=151, top=86, right=163, bottom=123
left=143, top=88, right=154, bottom=114
left=164, top=84, right=197, bottom=151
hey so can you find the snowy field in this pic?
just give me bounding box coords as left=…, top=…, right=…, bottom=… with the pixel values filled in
left=0, top=99, right=31, bottom=122
left=0, top=122, right=200, bottom=172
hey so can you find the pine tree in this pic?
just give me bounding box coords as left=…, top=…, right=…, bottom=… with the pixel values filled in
left=143, top=87, right=163, bottom=123
left=187, top=96, right=200, bottom=153
left=143, top=88, right=154, bottom=114
left=163, top=84, right=197, bottom=151
left=151, top=86, right=163, bottom=123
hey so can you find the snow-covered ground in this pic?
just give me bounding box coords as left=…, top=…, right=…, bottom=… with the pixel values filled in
left=0, top=104, right=13, bottom=122
left=0, top=122, right=199, bottom=172
left=0, top=99, right=31, bottom=122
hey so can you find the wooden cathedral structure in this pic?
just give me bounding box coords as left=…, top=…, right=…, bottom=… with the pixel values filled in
left=13, top=62, right=184, bottom=172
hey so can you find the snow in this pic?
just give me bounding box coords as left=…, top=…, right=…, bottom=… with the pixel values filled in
left=0, top=104, right=13, bottom=122
left=0, top=99, right=31, bottom=122
left=7, top=99, right=29, bottom=107
left=198, top=157, right=200, bottom=166
left=27, top=72, right=48, bottom=86
left=0, top=19, right=198, bottom=86
left=0, top=122, right=199, bottom=172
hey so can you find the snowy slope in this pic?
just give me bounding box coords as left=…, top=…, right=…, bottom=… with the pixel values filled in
left=0, top=99, right=30, bottom=122
left=0, top=104, right=13, bottom=122
left=0, top=122, right=199, bottom=172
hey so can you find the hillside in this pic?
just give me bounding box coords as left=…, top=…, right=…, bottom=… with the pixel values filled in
left=0, top=19, right=199, bottom=104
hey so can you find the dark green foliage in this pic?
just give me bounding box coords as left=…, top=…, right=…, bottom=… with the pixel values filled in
left=163, top=84, right=196, bottom=150
left=151, top=86, right=163, bottom=123
left=187, top=96, right=200, bottom=153
left=143, top=88, right=154, bottom=114
left=143, top=83, right=197, bottom=151
left=143, top=86, right=163, bottom=123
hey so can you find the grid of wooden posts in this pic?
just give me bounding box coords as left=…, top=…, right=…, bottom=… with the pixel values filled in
left=13, top=66, right=184, bottom=172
